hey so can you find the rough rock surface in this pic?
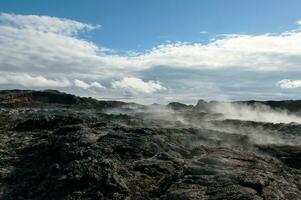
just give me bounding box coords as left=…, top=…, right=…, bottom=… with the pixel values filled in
left=0, top=90, right=300, bottom=200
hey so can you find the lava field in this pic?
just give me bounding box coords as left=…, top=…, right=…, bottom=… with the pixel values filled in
left=0, top=90, right=300, bottom=200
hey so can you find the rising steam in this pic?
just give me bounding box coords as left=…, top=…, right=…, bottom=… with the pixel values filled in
left=105, top=101, right=301, bottom=145
left=208, top=102, right=301, bottom=124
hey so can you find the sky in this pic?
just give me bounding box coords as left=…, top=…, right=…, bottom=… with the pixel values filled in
left=1, top=0, right=301, bottom=104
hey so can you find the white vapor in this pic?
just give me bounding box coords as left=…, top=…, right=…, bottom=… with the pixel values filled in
left=209, top=102, right=301, bottom=124
left=276, top=79, right=301, bottom=89
left=112, top=77, right=166, bottom=94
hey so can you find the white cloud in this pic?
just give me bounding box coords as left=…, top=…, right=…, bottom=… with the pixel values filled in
left=0, top=13, right=98, bottom=35
left=74, top=79, right=105, bottom=89
left=90, top=81, right=105, bottom=89
left=0, top=73, right=105, bottom=90
left=112, top=77, right=166, bottom=94
left=1, top=13, right=301, bottom=101
left=0, top=74, right=71, bottom=87
left=0, top=13, right=112, bottom=77
left=74, top=79, right=90, bottom=89
left=199, top=31, right=209, bottom=34
left=276, top=79, right=301, bottom=89
left=297, top=20, right=301, bottom=25
left=135, top=32, right=301, bottom=71
left=1, top=13, right=301, bottom=79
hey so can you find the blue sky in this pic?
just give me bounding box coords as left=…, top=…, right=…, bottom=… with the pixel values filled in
left=1, top=1, right=301, bottom=104
left=2, top=0, right=301, bottom=50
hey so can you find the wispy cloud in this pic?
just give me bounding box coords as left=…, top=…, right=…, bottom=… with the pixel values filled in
left=0, top=73, right=107, bottom=90
left=0, top=13, right=98, bottom=35
left=276, top=79, right=301, bottom=89
left=74, top=79, right=105, bottom=89
left=0, top=74, right=71, bottom=87
left=112, top=77, right=166, bottom=94
left=199, top=31, right=209, bottom=34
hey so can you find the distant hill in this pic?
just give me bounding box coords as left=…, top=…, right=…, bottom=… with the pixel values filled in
left=0, top=90, right=142, bottom=110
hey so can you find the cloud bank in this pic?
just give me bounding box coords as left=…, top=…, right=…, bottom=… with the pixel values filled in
left=2, top=13, right=301, bottom=74
left=1, top=13, right=301, bottom=102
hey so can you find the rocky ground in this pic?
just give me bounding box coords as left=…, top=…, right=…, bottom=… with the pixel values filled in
left=0, top=90, right=300, bottom=200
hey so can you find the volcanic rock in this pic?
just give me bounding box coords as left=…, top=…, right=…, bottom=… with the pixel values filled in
left=0, top=90, right=300, bottom=200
